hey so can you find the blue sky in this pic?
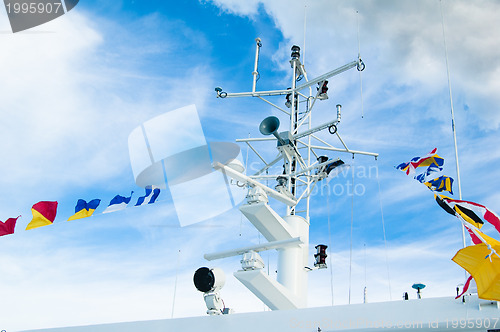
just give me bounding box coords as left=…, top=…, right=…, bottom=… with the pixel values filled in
left=1, top=0, right=500, bottom=330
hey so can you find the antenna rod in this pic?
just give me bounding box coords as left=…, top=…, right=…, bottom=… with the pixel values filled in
left=440, top=0, right=466, bottom=250
left=356, top=10, right=365, bottom=118
left=303, top=4, right=307, bottom=65
left=252, top=38, right=262, bottom=93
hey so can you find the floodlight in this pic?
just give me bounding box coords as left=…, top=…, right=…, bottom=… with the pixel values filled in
left=194, top=267, right=226, bottom=293
left=194, top=267, right=228, bottom=315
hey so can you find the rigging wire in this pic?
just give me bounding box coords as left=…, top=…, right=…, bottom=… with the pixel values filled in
left=171, top=249, right=181, bottom=318
left=356, top=10, right=365, bottom=119
left=364, top=243, right=367, bottom=286
left=363, top=243, right=367, bottom=303
left=375, top=159, right=392, bottom=300
left=326, top=182, right=334, bottom=306
left=240, top=133, right=251, bottom=237
left=348, top=158, right=355, bottom=304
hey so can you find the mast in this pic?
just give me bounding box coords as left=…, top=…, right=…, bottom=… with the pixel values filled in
left=208, top=38, right=377, bottom=311
left=440, top=0, right=466, bottom=249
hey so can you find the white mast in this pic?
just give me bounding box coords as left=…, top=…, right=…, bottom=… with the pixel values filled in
left=440, top=0, right=466, bottom=250
left=210, top=38, right=377, bottom=311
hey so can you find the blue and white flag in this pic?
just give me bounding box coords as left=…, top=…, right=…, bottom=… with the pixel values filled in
left=103, top=192, right=133, bottom=214
left=135, top=186, right=160, bottom=206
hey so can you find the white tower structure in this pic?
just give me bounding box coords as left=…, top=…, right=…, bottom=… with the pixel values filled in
left=207, top=38, right=376, bottom=310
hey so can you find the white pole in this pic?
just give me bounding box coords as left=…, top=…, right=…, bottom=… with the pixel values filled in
left=302, top=5, right=307, bottom=65
left=440, top=0, right=466, bottom=249
left=252, top=38, right=262, bottom=93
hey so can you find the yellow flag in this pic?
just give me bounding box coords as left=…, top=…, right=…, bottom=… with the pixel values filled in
left=452, top=238, right=500, bottom=301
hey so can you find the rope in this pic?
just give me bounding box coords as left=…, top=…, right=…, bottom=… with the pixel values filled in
left=375, top=160, right=392, bottom=300
left=458, top=215, right=500, bottom=261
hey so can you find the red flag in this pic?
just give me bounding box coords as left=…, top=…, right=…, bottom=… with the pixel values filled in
left=455, top=275, right=474, bottom=299
left=0, top=216, right=20, bottom=236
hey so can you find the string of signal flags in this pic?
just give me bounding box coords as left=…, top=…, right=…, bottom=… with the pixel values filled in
left=396, top=148, right=500, bottom=301
left=0, top=186, right=161, bottom=237
left=395, top=147, right=500, bottom=240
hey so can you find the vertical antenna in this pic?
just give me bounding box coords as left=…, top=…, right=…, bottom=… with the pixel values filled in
left=440, top=0, right=466, bottom=249
left=252, top=38, right=262, bottom=93
left=303, top=4, right=307, bottom=65
left=356, top=10, right=364, bottom=118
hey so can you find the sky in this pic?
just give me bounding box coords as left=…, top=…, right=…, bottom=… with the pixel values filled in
left=1, top=0, right=500, bottom=330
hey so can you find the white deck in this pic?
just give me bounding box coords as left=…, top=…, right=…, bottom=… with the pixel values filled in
left=23, top=296, right=500, bottom=332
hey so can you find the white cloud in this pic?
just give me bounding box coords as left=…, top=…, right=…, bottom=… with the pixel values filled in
left=0, top=7, right=224, bottom=330
left=208, top=0, right=500, bottom=129
left=0, top=9, right=216, bottom=218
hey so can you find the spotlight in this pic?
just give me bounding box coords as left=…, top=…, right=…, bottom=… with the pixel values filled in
left=194, top=267, right=229, bottom=315
left=194, top=267, right=225, bottom=293
left=316, top=157, right=345, bottom=181
left=325, top=159, right=345, bottom=176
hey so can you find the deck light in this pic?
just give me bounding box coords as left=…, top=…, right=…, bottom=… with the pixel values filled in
left=314, top=244, right=328, bottom=269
